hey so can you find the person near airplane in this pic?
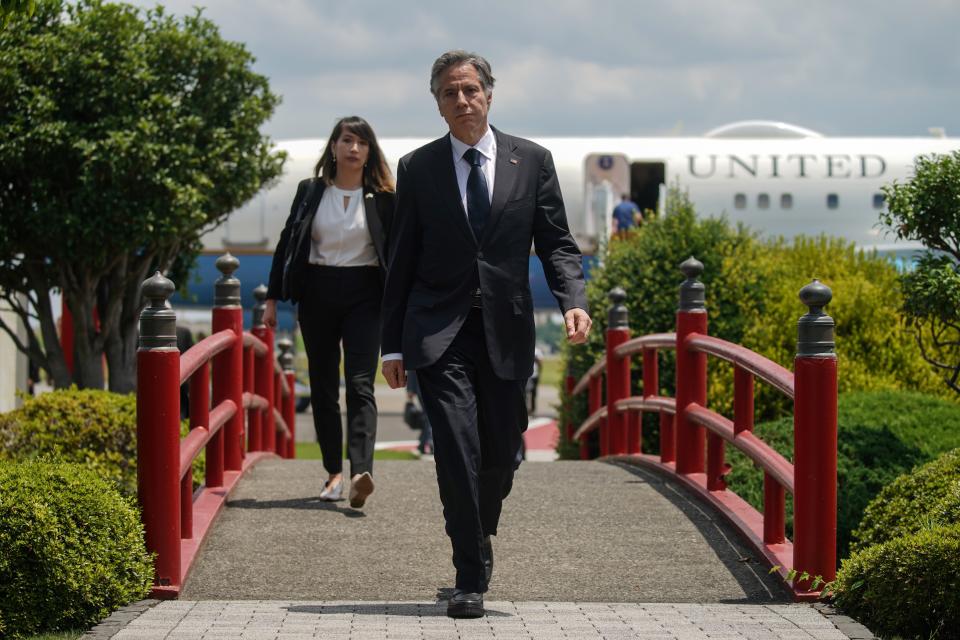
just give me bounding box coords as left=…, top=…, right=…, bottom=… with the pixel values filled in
left=264, top=116, right=395, bottom=509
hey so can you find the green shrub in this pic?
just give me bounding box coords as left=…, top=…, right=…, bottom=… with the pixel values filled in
left=853, top=448, right=960, bottom=551
left=833, top=523, right=960, bottom=640
left=724, top=391, right=960, bottom=558
left=0, top=388, right=203, bottom=498
left=0, top=461, right=153, bottom=638
left=558, top=186, right=763, bottom=457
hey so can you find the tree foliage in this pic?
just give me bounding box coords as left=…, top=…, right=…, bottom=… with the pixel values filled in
left=879, top=150, right=960, bottom=394
left=0, top=0, right=285, bottom=391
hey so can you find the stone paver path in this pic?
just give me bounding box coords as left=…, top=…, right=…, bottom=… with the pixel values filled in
left=101, top=600, right=862, bottom=640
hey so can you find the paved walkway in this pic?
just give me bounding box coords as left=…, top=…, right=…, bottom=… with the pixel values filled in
left=85, top=459, right=876, bottom=639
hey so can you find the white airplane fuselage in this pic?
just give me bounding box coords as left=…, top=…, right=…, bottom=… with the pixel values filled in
left=190, top=124, right=958, bottom=317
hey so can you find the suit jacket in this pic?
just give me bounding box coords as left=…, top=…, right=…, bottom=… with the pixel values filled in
left=381, top=128, right=588, bottom=380
left=266, top=177, right=395, bottom=302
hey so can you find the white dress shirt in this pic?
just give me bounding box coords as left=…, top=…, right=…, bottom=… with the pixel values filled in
left=382, top=128, right=496, bottom=363
left=449, top=128, right=496, bottom=215
left=308, top=185, right=379, bottom=267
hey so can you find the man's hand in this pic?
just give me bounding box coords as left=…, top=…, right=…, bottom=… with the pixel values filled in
left=263, top=299, right=278, bottom=329
left=382, top=359, right=407, bottom=389
left=564, top=308, right=592, bottom=344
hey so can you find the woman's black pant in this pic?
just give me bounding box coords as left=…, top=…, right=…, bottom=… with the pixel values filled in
left=297, top=265, right=381, bottom=477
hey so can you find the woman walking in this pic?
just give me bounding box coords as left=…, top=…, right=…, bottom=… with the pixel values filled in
left=264, top=116, right=395, bottom=508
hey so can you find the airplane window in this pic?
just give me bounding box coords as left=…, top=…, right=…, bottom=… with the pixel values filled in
left=873, top=193, right=885, bottom=209
left=827, top=193, right=839, bottom=209
left=758, top=193, right=770, bottom=210
left=734, top=193, right=747, bottom=209
left=781, top=193, right=793, bottom=209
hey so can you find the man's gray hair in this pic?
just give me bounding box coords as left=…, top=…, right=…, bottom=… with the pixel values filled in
left=430, top=50, right=495, bottom=101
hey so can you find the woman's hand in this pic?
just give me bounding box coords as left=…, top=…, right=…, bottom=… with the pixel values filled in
left=263, top=299, right=278, bottom=329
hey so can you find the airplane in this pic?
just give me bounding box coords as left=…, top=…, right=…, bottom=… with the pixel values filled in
left=175, top=120, right=959, bottom=330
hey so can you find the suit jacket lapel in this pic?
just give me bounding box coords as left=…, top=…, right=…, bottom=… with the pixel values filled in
left=361, top=191, right=386, bottom=267
left=430, top=136, right=477, bottom=247
left=482, top=129, right=520, bottom=246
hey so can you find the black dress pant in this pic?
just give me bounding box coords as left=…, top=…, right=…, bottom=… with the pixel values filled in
left=416, top=307, right=527, bottom=593
left=298, top=265, right=381, bottom=477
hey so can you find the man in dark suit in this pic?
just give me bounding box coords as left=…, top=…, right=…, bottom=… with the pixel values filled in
left=381, top=50, right=591, bottom=618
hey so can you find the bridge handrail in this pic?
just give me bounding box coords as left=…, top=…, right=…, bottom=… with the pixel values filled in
left=179, top=330, right=236, bottom=385
left=136, top=262, right=299, bottom=599
left=178, top=400, right=237, bottom=481
left=685, top=334, right=794, bottom=399
left=571, top=357, right=606, bottom=395
left=685, top=403, right=795, bottom=493
left=612, top=332, right=676, bottom=359
left=563, top=266, right=837, bottom=602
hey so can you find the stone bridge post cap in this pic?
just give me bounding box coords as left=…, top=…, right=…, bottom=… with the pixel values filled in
left=141, top=271, right=175, bottom=303
left=607, top=286, right=629, bottom=329
left=215, top=253, right=240, bottom=277
left=679, top=256, right=704, bottom=279
left=799, top=279, right=832, bottom=310
left=214, top=252, right=241, bottom=307
left=277, top=337, right=295, bottom=371
left=138, top=272, right=177, bottom=350
left=797, top=279, right=835, bottom=358
left=678, top=256, right=706, bottom=312
left=253, top=284, right=268, bottom=302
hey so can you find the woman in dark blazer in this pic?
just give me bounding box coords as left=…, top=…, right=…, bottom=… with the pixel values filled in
left=264, top=116, right=395, bottom=508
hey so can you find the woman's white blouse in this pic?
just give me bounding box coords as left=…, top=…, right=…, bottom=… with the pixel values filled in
left=308, top=186, right=379, bottom=267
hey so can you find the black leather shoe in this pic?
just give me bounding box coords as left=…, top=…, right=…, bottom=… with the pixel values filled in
left=482, top=535, right=493, bottom=586
left=447, top=590, right=484, bottom=618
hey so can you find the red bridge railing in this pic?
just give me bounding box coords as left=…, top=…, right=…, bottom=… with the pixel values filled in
left=564, top=257, right=837, bottom=601
left=136, top=254, right=297, bottom=598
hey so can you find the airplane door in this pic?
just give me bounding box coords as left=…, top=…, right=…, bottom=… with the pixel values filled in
left=584, top=153, right=630, bottom=253
left=630, top=161, right=666, bottom=217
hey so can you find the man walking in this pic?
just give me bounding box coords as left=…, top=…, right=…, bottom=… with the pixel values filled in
left=381, top=50, right=590, bottom=618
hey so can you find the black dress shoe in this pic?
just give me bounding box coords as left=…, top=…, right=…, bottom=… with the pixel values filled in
left=447, top=590, right=484, bottom=618
left=482, top=535, right=493, bottom=586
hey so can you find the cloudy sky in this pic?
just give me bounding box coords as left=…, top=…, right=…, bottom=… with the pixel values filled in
left=131, top=0, right=959, bottom=141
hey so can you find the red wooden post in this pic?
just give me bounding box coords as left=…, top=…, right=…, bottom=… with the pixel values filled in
left=659, top=413, right=675, bottom=464
left=244, top=344, right=260, bottom=452
left=136, top=272, right=181, bottom=588
left=606, top=288, right=631, bottom=456
left=764, top=473, right=786, bottom=544
left=60, top=297, right=75, bottom=374
left=564, top=374, right=575, bottom=445
left=252, top=285, right=276, bottom=455
left=588, top=375, right=603, bottom=458
left=626, top=411, right=641, bottom=455
left=184, top=360, right=210, bottom=539
left=277, top=338, right=297, bottom=459
left=793, top=280, right=838, bottom=590
left=675, top=257, right=707, bottom=476
left=212, top=254, right=244, bottom=474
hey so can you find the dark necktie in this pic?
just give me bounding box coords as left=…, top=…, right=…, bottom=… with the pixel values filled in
left=463, top=147, right=490, bottom=242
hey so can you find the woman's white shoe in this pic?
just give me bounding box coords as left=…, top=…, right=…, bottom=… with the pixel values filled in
left=349, top=472, right=374, bottom=508
left=319, top=478, right=343, bottom=501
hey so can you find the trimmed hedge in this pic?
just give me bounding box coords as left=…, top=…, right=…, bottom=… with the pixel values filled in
left=853, top=448, right=960, bottom=551
left=0, top=388, right=202, bottom=497
left=0, top=461, right=153, bottom=638
left=724, top=391, right=960, bottom=558
left=833, top=524, right=960, bottom=640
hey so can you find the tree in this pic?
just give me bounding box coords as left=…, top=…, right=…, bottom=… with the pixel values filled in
left=879, top=150, right=960, bottom=393
left=0, top=0, right=285, bottom=392
left=0, top=0, right=35, bottom=24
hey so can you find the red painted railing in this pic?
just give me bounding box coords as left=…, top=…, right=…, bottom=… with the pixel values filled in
left=565, top=257, right=838, bottom=601
left=136, top=255, right=297, bottom=598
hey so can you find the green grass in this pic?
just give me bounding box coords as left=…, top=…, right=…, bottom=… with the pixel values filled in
left=539, top=355, right=562, bottom=388
left=294, top=442, right=417, bottom=461
left=24, top=633, right=83, bottom=639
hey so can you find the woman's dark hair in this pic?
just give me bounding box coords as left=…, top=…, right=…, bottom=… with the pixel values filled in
left=313, top=116, right=394, bottom=193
